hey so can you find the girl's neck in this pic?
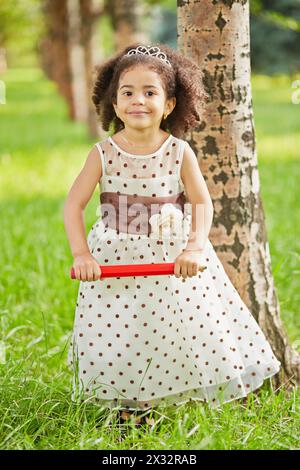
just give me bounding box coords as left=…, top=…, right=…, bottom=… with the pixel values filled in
left=119, top=127, right=168, bottom=147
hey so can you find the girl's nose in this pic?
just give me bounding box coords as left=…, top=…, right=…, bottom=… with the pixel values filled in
left=132, top=95, right=145, bottom=104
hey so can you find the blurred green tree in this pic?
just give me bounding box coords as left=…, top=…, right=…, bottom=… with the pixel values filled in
left=0, top=0, right=43, bottom=69
left=250, top=0, right=300, bottom=74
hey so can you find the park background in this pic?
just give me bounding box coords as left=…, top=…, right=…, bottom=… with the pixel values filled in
left=0, top=0, right=299, bottom=450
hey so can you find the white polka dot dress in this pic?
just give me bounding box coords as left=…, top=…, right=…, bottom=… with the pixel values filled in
left=67, top=134, right=281, bottom=411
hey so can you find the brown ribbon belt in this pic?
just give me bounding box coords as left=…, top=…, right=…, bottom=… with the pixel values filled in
left=100, top=191, right=187, bottom=235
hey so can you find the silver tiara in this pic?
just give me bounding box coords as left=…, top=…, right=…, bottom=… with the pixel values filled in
left=124, top=45, right=172, bottom=67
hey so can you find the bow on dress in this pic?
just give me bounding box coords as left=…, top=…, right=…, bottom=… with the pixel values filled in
left=149, top=203, right=191, bottom=239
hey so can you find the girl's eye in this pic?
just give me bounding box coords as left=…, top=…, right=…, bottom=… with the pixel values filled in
left=123, top=91, right=154, bottom=96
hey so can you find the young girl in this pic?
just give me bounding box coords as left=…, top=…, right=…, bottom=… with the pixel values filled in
left=64, top=43, right=281, bottom=423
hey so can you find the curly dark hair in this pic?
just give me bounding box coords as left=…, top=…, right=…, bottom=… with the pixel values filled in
left=92, top=42, right=208, bottom=139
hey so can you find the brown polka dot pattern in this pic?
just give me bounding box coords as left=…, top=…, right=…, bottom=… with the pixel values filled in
left=67, top=134, right=281, bottom=411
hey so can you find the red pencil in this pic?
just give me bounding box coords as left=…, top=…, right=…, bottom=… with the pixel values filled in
left=70, top=262, right=206, bottom=279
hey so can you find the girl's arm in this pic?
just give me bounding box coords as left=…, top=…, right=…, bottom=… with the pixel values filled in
left=63, top=145, right=102, bottom=258
left=180, top=142, right=214, bottom=251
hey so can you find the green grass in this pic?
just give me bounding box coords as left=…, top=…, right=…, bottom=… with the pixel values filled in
left=0, top=68, right=299, bottom=449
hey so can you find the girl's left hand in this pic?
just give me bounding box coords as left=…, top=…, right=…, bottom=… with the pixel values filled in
left=174, top=250, right=205, bottom=279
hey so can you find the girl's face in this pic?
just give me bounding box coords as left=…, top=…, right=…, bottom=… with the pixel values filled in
left=113, top=65, right=176, bottom=131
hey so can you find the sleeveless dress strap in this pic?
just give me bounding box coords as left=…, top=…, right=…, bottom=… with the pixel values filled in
left=177, top=139, right=187, bottom=179
left=95, top=142, right=106, bottom=177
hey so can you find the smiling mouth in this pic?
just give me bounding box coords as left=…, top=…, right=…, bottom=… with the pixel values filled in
left=128, top=112, right=149, bottom=114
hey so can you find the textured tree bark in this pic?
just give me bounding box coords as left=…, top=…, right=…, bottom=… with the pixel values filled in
left=177, top=0, right=300, bottom=391
left=40, top=0, right=75, bottom=119
left=106, top=0, right=148, bottom=52
left=79, top=0, right=99, bottom=137
left=68, top=0, right=88, bottom=122
left=0, top=47, right=7, bottom=75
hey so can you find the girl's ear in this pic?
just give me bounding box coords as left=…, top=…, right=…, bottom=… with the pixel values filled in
left=168, top=97, right=176, bottom=114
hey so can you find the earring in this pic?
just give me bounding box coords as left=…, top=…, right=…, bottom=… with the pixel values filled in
left=164, top=112, right=168, bottom=120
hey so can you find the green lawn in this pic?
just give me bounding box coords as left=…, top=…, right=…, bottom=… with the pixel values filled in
left=0, top=68, right=299, bottom=449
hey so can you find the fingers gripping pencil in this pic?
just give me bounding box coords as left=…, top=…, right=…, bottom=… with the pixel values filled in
left=70, top=262, right=207, bottom=280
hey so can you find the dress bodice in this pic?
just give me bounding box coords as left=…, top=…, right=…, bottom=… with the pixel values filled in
left=95, top=134, right=191, bottom=236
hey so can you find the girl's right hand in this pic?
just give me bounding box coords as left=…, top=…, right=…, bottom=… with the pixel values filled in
left=72, top=252, right=102, bottom=282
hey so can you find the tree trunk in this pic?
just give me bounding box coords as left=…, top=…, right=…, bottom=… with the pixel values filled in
left=177, top=0, right=300, bottom=390
left=79, top=0, right=99, bottom=137
left=40, top=0, right=75, bottom=120
left=0, top=47, right=7, bottom=75
left=106, top=0, right=148, bottom=52
left=68, top=0, right=88, bottom=122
